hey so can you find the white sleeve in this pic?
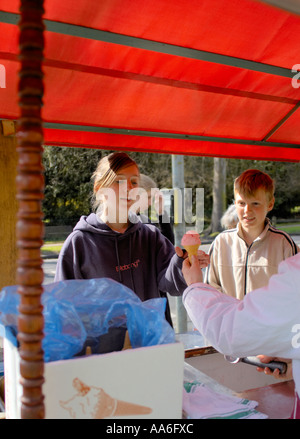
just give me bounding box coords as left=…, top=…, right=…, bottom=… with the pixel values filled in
left=183, top=254, right=300, bottom=360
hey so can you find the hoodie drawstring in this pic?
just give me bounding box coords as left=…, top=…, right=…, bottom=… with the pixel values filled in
left=129, top=236, right=136, bottom=293
left=115, top=237, right=122, bottom=284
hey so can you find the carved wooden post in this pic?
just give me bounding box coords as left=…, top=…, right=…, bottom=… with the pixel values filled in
left=16, top=0, right=45, bottom=419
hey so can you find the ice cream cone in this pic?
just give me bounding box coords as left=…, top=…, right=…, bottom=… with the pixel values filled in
left=61, top=379, right=153, bottom=419
left=93, top=387, right=152, bottom=418
left=184, top=244, right=200, bottom=263
left=112, top=399, right=152, bottom=417
left=181, top=230, right=201, bottom=262
left=122, top=330, right=132, bottom=350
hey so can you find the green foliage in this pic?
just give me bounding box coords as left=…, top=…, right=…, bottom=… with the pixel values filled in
left=43, top=146, right=102, bottom=225
left=42, top=145, right=300, bottom=226
left=225, top=159, right=300, bottom=218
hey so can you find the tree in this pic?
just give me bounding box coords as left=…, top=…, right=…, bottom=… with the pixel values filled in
left=43, top=146, right=102, bottom=225
left=42, top=145, right=300, bottom=227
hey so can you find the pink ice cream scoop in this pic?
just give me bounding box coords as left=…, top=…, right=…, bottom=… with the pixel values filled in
left=181, top=231, right=201, bottom=262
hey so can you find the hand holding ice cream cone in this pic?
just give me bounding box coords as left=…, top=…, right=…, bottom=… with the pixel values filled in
left=181, top=230, right=201, bottom=262
left=176, top=230, right=209, bottom=270
left=182, top=254, right=204, bottom=285
left=180, top=231, right=210, bottom=286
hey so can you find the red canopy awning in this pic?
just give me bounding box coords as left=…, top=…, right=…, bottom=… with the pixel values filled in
left=1, top=0, right=300, bottom=161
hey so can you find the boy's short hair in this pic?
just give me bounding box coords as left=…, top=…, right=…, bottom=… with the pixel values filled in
left=234, top=169, right=275, bottom=201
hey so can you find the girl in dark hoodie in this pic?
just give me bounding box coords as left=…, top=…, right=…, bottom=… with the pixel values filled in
left=55, top=152, right=209, bottom=309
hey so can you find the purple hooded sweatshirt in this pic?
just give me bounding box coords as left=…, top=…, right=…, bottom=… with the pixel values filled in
left=54, top=213, right=187, bottom=301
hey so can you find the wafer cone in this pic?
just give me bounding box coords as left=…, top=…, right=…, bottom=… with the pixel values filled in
left=112, top=399, right=152, bottom=417
left=181, top=230, right=201, bottom=262
left=122, top=330, right=132, bottom=350
left=184, top=244, right=200, bottom=263
left=93, top=388, right=152, bottom=418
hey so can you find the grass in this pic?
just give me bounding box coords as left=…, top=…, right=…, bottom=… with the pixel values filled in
left=276, top=223, right=300, bottom=234
left=41, top=242, right=63, bottom=257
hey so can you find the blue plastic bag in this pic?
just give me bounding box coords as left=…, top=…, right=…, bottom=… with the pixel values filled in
left=0, top=278, right=175, bottom=362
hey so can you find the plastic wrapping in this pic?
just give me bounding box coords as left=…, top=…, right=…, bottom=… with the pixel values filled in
left=0, top=278, right=175, bottom=362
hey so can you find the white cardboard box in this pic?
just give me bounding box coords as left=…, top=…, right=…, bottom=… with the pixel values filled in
left=4, top=336, right=184, bottom=419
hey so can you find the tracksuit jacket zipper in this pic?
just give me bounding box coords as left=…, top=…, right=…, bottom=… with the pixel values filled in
left=244, top=242, right=253, bottom=296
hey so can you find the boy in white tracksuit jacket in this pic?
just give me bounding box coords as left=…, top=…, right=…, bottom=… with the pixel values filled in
left=183, top=253, right=300, bottom=419
left=206, top=169, right=298, bottom=299
left=206, top=218, right=298, bottom=299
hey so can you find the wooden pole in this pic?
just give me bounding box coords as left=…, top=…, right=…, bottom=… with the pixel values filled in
left=171, top=155, right=187, bottom=333
left=16, top=0, right=45, bottom=419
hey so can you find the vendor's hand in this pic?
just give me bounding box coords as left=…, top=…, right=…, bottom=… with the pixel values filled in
left=256, top=355, right=293, bottom=380
left=182, top=255, right=204, bottom=286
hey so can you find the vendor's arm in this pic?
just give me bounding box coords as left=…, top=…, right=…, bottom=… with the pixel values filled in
left=182, top=254, right=300, bottom=361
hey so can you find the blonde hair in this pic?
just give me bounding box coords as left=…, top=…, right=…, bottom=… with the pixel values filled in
left=234, top=169, right=274, bottom=202
left=91, top=152, right=138, bottom=211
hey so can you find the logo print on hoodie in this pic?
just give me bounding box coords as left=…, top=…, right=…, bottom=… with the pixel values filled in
left=116, top=259, right=141, bottom=272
